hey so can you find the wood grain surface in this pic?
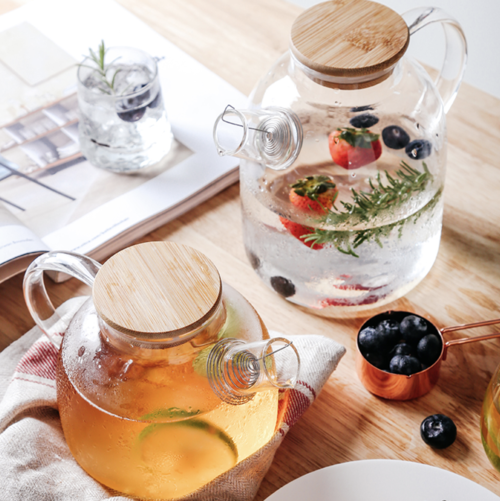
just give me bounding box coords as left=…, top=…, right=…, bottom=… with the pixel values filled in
left=93, top=242, right=222, bottom=337
left=1, top=0, right=500, bottom=499
left=291, top=0, right=408, bottom=77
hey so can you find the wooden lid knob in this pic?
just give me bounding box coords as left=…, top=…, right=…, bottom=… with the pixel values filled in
left=93, top=242, right=222, bottom=339
left=291, top=0, right=409, bottom=85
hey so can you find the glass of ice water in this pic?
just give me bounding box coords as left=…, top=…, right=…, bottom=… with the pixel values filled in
left=77, top=45, right=172, bottom=173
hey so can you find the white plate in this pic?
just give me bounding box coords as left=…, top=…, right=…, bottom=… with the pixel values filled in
left=266, top=459, right=499, bottom=501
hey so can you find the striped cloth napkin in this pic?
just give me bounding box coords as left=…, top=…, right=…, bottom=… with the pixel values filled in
left=0, top=297, right=345, bottom=501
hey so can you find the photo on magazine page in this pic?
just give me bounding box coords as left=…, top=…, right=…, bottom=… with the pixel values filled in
left=0, top=21, right=193, bottom=243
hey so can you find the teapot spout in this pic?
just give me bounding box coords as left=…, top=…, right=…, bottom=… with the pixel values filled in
left=207, top=337, right=300, bottom=405
left=213, top=105, right=303, bottom=170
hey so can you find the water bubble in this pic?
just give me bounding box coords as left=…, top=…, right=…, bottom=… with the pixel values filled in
left=350, top=173, right=356, bottom=178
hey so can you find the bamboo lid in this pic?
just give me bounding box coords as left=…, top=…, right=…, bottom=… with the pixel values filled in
left=290, top=0, right=409, bottom=84
left=93, top=242, right=222, bottom=339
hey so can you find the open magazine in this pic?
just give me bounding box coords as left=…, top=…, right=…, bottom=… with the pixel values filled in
left=0, top=0, right=246, bottom=283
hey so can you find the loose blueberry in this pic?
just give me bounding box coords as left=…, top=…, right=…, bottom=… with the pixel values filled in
left=376, top=319, right=400, bottom=347
left=405, top=139, right=432, bottom=160
left=400, top=315, right=428, bottom=346
left=247, top=251, right=260, bottom=270
left=350, top=105, right=374, bottom=113
left=389, top=354, right=421, bottom=375
left=390, top=342, right=415, bottom=358
left=349, top=113, right=379, bottom=129
left=417, top=334, right=442, bottom=366
left=364, top=351, right=388, bottom=370
left=382, top=125, right=410, bottom=149
left=420, top=414, right=457, bottom=449
left=270, top=276, right=295, bottom=297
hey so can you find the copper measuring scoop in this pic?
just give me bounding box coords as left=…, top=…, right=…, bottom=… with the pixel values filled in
left=356, top=311, right=500, bottom=400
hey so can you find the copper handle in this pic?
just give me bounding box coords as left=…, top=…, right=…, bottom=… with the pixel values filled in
left=440, top=318, right=500, bottom=360
left=441, top=318, right=500, bottom=334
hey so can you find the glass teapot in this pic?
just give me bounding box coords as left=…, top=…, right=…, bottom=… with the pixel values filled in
left=213, top=0, right=467, bottom=316
left=23, top=242, right=300, bottom=500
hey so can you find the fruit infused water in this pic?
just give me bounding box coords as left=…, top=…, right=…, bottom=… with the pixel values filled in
left=241, top=98, right=445, bottom=315
left=77, top=44, right=172, bottom=172
left=57, top=284, right=278, bottom=500
left=213, top=0, right=467, bottom=316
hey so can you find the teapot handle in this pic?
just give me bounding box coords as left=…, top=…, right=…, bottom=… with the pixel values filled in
left=23, top=251, right=101, bottom=348
left=403, top=7, right=467, bottom=113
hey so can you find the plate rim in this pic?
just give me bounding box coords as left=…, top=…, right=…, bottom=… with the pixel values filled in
left=265, top=459, right=500, bottom=500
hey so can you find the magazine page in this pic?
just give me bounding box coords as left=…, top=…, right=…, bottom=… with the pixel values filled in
left=0, top=0, right=246, bottom=262
left=0, top=202, right=49, bottom=280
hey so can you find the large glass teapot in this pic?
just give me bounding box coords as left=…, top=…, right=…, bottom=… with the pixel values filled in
left=23, top=242, right=299, bottom=500
left=214, top=1, right=466, bottom=316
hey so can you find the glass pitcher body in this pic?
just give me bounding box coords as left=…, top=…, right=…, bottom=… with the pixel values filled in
left=23, top=243, right=300, bottom=500
left=57, top=284, right=278, bottom=499
left=241, top=53, right=446, bottom=315
left=214, top=2, right=466, bottom=317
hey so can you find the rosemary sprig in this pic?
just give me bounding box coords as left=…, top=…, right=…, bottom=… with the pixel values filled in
left=78, top=40, right=121, bottom=95
left=302, top=161, right=436, bottom=255
left=303, top=188, right=442, bottom=257
left=322, top=161, right=432, bottom=227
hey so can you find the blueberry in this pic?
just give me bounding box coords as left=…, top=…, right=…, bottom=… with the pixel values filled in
left=376, top=319, right=400, bottom=347
left=270, top=276, right=295, bottom=297
left=364, top=351, right=388, bottom=370
left=358, top=327, right=379, bottom=353
left=247, top=251, right=260, bottom=270
left=116, top=107, right=147, bottom=122
left=389, top=354, right=421, bottom=375
left=382, top=125, right=410, bottom=149
left=148, top=90, right=162, bottom=109
left=420, top=414, right=457, bottom=449
left=349, top=113, right=379, bottom=129
left=417, top=334, right=442, bottom=366
left=390, top=342, right=415, bottom=358
left=405, top=139, right=432, bottom=160
left=400, top=315, right=428, bottom=346
left=350, top=105, right=374, bottom=112
left=116, top=83, right=150, bottom=122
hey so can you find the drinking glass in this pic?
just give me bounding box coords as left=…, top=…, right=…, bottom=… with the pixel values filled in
left=77, top=46, right=172, bottom=173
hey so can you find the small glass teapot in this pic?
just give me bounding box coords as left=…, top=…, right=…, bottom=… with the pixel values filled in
left=23, top=242, right=299, bottom=500
left=214, top=0, right=467, bottom=316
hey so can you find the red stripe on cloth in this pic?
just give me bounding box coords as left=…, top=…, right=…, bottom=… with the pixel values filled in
left=296, top=380, right=317, bottom=400
left=15, top=340, right=59, bottom=381
left=283, top=389, right=311, bottom=428
left=13, top=376, right=57, bottom=389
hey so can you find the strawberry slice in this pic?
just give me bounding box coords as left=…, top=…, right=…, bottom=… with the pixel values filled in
left=279, top=217, right=323, bottom=250
left=328, top=127, right=382, bottom=169
left=288, top=175, right=338, bottom=214
left=280, top=175, right=337, bottom=250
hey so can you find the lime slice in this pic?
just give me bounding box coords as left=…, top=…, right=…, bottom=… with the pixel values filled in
left=192, top=344, right=215, bottom=378
left=192, top=303, right=241, bottom=378
left=139, top=407, right=201, bottom=422
left=217, top=303, right=241, bottom=340
left=137, top=419, right=237, bottom=487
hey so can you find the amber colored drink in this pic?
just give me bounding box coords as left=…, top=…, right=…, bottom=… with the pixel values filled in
left=56, top=287, right=278, bottom=500
left=481, top=372, right=500, bottom=472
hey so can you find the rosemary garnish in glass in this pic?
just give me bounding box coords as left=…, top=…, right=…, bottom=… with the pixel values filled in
left=78, top=40, right=121, bottom=95
left=302, top=161, right=437, bottom=256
